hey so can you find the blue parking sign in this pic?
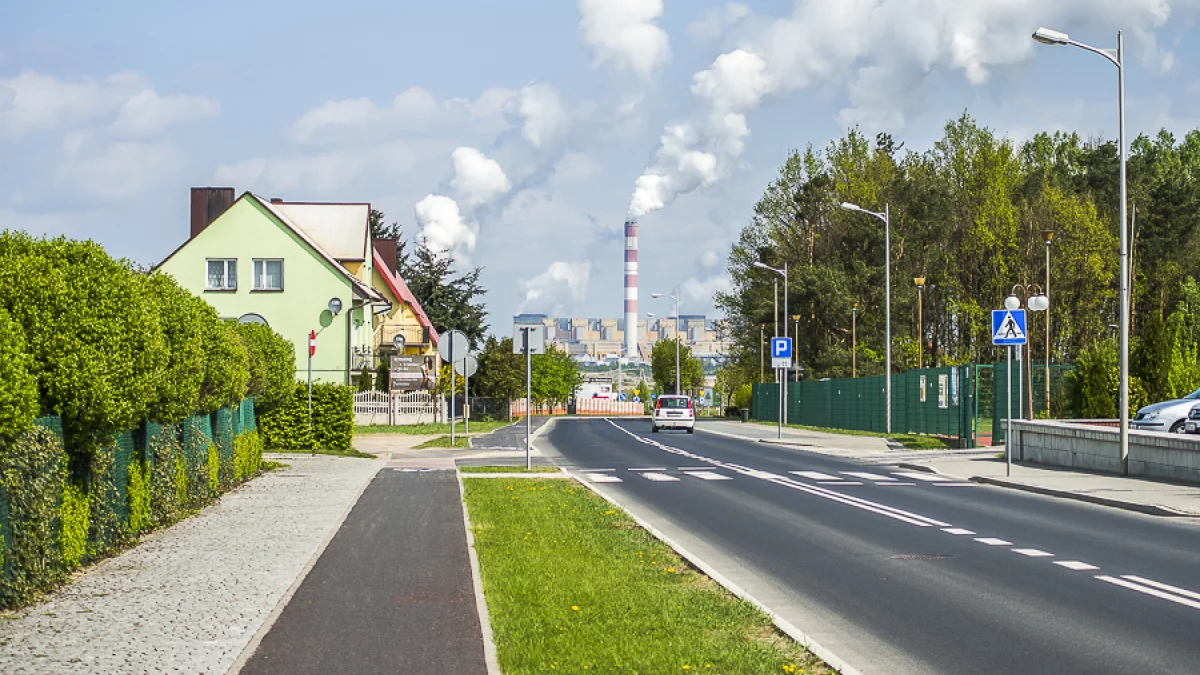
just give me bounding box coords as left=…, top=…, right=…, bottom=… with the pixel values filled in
left=771, top=337, right=792, bottom=359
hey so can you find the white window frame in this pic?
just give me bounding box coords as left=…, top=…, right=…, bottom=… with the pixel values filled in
left=206, top=259, right=237, bottom=291
left=252, top=258, right=285, bottom=291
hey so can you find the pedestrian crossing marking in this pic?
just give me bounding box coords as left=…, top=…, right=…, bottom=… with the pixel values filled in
left=684, top=471, right=733, bottom=481
left=791, top=471, right=840, bottom=481
left=641, top=472, right=681, bottom=482
left=892, top=472, right=953, bottom=482
left=586, top=473, right=623, bottom=483
left=842, top=472, right=897, bottom=482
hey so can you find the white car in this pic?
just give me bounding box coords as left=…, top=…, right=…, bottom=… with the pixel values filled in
left=652, top=395, right=695, bottom=433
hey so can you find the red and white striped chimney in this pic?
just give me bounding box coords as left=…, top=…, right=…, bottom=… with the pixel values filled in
left=624, top=219, right=638, bottom=359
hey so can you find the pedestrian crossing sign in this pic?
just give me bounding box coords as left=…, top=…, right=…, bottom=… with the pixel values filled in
left=992, top=309, right=1027, bottom=346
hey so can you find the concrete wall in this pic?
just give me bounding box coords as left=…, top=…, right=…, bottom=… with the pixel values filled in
left=1011, top=420, right=1200, bottom=483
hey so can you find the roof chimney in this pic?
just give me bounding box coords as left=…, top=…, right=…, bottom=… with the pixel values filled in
left=270, top=197, right=284, bottom=204
left=190, top=187, right=236, bottom=238
left=373, top=238, right=398, bottom=275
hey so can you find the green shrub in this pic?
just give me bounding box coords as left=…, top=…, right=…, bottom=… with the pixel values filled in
left=60, top=482, right=88, bottom=569
left=174, top=452, right=188, bottom=507
left=86, top=441, right=128, bottom=558
left=235, top=323, right=295, bottom=413
left=0, top=307, right=37, bottom=439
left=147, top=425, right=182, bottom=527
left=207, top=444, right=219, bottom=495
left=197, top=317, right=250, bottom=415
left=259, top=382, right=355, bottom=451
left=731, top=383, right=753, bottom=410
left=234, top=431, right=264, bottom=480
left=356, top=366, right=373, bottom=392
left=144, top=274, right=207, bottom=423
left=0, top=427, right=67, bottom=609
left=128, top=460, right=150, bottom=534
left=0, top=233, right=168, bottom=453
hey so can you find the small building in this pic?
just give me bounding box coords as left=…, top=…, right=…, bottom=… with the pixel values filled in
left=157, top=188, right=439, bottom=385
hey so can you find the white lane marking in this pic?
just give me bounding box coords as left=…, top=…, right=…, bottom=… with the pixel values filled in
left=820, top=481, right=862, bottom=486
left=1097, top=576, right=1200, bottom=610
left=1121, top=576, right=1200, bottom=603
left=893, top=472, right=952, bottom=482
left=685, top=471, right=733, bottom=481
left=975, top=538, right=1013, bottom=546
left=679, top=466, right=713, bottom=471
left=586, top=473, right=623, bottom=483
left=876, top=482, right=917, bottom=486
left=642, top=472, right=681, bottom=482
left=842, top=472, right=897, bottom=481
left=629, top=467, right=667, bottom=472
left=1055, top=561, right=1099, bottom=571
left=604, top=421, right=952, bottom=528
left=791, top=471, right=841, bottom=481
left=942, top=528, right=976, bottom=535
left=1012, top=549, right=1054, bottom=558
left=932, top=483, right=978, bottom=487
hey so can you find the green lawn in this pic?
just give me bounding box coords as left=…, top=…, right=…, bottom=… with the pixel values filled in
left=354, top=420, right=513, bottom=436
left=413, top=435, right=471, bottom=449
left=751, top=420, right=950, bottom=450
left=459, top=465, right=564, bottom=474
left=464, top=479, right=828, bottom=674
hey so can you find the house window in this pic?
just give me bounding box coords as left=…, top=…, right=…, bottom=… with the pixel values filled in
left=253, top=259, right=284, bottom=291
left=206, top=259, right=237, bottom=291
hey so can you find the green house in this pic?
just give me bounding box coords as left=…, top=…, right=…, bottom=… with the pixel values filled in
left=158, top=188, right=440, bottom=384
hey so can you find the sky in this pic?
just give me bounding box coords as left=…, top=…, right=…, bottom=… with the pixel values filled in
left=4, top=1, right=1200, bottom=330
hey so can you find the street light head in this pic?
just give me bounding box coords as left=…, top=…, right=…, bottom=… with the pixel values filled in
left=752, top=262, right=770, bottom=271
left=839, top=202, right=862, bottom=212
left=1004, top=294, right=1022, bottom=311
left=1042, top=229, right=1055, bottom=243
left=1029, top=294, right=1050, bottom=312
left=1033, top=27, right=1070, bottom=45
left=914, top=276, right=926, bottom=288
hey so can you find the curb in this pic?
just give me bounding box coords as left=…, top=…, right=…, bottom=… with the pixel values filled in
left=968, top=476, right=1196, bottom=517
left=895, top=463, right=949, bottom=476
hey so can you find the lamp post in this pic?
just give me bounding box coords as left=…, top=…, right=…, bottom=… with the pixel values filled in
left=651, top=290, right=681, bottom=395
left=914, top=277, right=926, bottom=369
left=841, top=201, right=892, bottom=433
left=1034, top=26, right=1129, bottom=472
left=754, top=262, right=789, bottom=425
left=1006, top=286, right=1049, bottom=420
left=759, top=323, right=766, bottom=381
left=792, top=314, right=801, bottom=382
left=851, top=301, right=858, bottom=378
left=1043, top=230, right=1054, bottom=414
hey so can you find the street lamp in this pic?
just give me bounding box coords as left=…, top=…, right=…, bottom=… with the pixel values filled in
left=1043, top=230, right=1055, bottom=414
left=1006, top=285, right=1049, bottom=419
left=841, top=201, right=892, bottom=433
left=759, top=323, right=766, bottom=381
left=650, top=291, right=681, bottom=395
left=1033, top=26, right=1130, bottom=473
left=792, top=314, right=801, bottom=382
left=914, top=277, right=926, bottom=369
left=754, top=261, right=790, bottom=425
left=851, top=301, right=859, bottom=378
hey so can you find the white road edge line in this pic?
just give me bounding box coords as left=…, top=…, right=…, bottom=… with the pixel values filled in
left=1121, top=576, right=1200, bottom=602
left=1096, top=575, right=1200, bottom=610
left=561, top=454, right=867, bottom=675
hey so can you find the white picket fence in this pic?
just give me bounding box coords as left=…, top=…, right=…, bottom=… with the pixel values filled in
left=354, top=391, right=441, bottom=426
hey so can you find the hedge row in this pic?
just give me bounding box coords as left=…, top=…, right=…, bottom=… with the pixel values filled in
left=0, top=403, right=261, bottom=609
left=259, top=383, right=355, bottom=452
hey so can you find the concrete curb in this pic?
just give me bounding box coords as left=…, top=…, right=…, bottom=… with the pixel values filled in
left=968, top=476, right=1196, bottom=517
left=895, top=463, right=948, bottom=475
left=227, top=458, right=388, bottom=675
left=461, top=472, right=572, bottom=479
left=456, top=470, right=503, bottom=675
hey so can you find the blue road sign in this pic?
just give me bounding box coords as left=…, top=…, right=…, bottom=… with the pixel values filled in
left=633, top=396, right=641, bottom=403
left=771, top=337, right=793, bottom=359
left=619, top=393, right=627, bottom=402
left=992, top=309, right=1028, bottom=346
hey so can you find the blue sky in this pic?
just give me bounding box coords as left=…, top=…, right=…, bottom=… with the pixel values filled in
left=4, top=1, right=1200, bottom=328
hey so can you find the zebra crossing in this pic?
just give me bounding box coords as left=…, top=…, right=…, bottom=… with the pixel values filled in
left=578, top=467, right=976, bottom=486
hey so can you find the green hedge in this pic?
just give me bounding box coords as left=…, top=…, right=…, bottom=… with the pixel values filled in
left=259, top=382, right=355, bottom=451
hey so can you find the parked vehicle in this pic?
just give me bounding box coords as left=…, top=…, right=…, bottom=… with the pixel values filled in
left=1185, top=403, right=1200, bottom=434
left=652, top=395, right=695, bottom=434
left=1131, top=389, right=1200, bottom=433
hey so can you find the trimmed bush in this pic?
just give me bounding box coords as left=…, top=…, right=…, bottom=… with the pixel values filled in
left=197, top=318, right=250, bottom=415
left=59, top=482, right=88, bottom=569
left=145, top=274, right=208, bottom=423
left=0, top=427, right=67, bottom=608
left=259, top=382, right=355, bottom=451
left=0, top=307, right=37, bottom=439
left=235, top=323, right=295, bottom=413
left=234, top=431, right=264, bottom=481
left=128, top=460, right=150, bottom=535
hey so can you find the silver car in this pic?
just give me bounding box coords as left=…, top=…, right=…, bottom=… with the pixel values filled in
left=1131, top=388, right=1200, bottom=434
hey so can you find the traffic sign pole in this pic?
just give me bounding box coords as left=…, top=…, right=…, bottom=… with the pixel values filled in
left=525, top=329, right=532, bottom=471
left=1006, top=345, right=1012, bottom=477
left=778, top=368, right=783, bottom=439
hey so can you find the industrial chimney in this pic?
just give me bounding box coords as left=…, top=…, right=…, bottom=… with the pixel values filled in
left=624, top=219, right=638, bottom=359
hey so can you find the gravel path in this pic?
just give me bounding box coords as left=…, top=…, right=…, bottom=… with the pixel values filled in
left=0, top=455, right=384, bottom=675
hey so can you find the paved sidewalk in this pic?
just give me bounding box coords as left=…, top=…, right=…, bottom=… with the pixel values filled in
left=237, top=469, right=489, bottom=675
left=0, top=455, right=384, bottom=674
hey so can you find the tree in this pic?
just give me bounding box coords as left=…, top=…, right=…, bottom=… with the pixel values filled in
left=650, top=338, right=704, bottom=394
left=476, top=337, right=525, bottom=412
left=374, top=359, right=390, bottom=393
left=355, top=366, right=373, bottom=392
left=531, top=345, right=583, bottom=409
left=405, top=243, right=489, bottom=348
left=368, top=209, right=409, bottom=275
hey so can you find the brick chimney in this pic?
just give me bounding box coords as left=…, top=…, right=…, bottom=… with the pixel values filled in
left=190, top=187, right=236, bottom=238
left=373, top=238, right=398, bottom=275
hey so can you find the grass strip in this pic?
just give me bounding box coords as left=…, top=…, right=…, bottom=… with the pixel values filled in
left=750, top=420, right=949, bottom=450
left=354, top=420, right=512, bottom=435
left=413, top=435, right=471, bottom=449
left=464, top=478, right=829, bottom=674
left=460, top=466, right=563, bottom=474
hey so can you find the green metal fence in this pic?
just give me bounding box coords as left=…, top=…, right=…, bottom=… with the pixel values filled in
left=982, top=362, right=1074, bottom=445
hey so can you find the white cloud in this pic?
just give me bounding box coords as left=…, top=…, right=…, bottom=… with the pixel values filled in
left=578, top=0, right=670, bottom=79
left=56, top=141, right=180, bottom=199
left=111, top=89, right=219, bottom=136
left=551, top=152, right=601, bottom=186
left=628, top=0, right=1200, bottom=219
left=519, top=261, right=592, bottom=315
left=518, top=83, right=570, bottom=149
left=415, top=194, right=477, bottom=261
left=681, top=274, right=732, bottom=308
left=687, top=3, right=751, bottom=41
left=290, top=86, right=518, bottom=143
left=451, top=147, right=511, bottom=209
left=700, top=249, right=721, bottom=269
left=0, top=71, right=142, bottom=139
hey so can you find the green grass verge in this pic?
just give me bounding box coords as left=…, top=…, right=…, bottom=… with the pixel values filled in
left=464, top=479, right=828, bottom=674
left=311, top=448, right=380, bottom=458
left=459, top=465, right=563, bottom=474
left=750, top=420, right=950, bottom=450
left=413, top=436, right=471, bottom=449
left=354, top=420, right=512, bottom=435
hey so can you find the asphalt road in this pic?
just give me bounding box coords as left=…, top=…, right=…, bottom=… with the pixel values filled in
left=542, top=418, right=1200, bottom=675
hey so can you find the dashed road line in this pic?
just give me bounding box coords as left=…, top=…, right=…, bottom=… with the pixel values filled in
left=1012, top=549, right=1054, bottom=558
left=630, top=467, right=667, bottom=472
left=842, top=472, right=897, bottom=482
left=942, top=528, right=976, bottom=535
left=975, top=538, right=1013, bottom=546
left=876, top=482, right=918, bottom=486
left=820, top=481, right=862, bottom=486
left=1096, top=576, right=1200, bottom=610
left=791, top=471, right=841, bottom=481
left=1054, top=561, right=1099, bottom=571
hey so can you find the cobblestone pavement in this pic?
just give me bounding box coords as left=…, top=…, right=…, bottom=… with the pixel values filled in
left=0, top=455, right=384, bottom=675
